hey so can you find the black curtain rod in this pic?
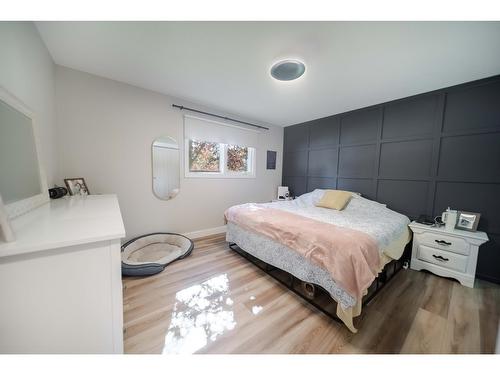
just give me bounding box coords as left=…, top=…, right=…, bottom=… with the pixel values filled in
left=172, top=104, right=269, bottom=130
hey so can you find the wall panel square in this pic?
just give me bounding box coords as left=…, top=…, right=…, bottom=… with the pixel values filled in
left=284, top=123, right=309, bottom=152
left=308, top=148, right=338, bottom=177
left=379, top=139, right=433, bottom=178
left=309, top=116, right=339, bottom=149
left=340, top=108, right=380, bottom=144
left=338, top=178, right=375, bottom=199
left=382, top=94, right=438, bottom=139
left=438, top=133, right=500, bottom=182
left=338, top=144, right=376, bottom=178
left=283, top=150, right=308, bottom=177
left=377, top=180, right=429, bottom=218
left=443, top=80, right=500, bottom=132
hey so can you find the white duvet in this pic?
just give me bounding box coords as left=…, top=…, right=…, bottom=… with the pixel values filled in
left=262, top=189, right=410, bottom=253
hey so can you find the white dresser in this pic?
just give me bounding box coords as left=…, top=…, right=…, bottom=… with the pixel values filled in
left=409, top=221, right=488, bottom=288
left=0, top=195, right=125, bottom=353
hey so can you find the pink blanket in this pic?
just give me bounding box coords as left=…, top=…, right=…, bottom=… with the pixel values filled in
left=225, top=204, right=380, bottom=299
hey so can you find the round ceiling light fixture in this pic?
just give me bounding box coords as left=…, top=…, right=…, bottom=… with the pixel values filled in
left=270, top=59, right=306, bottom=81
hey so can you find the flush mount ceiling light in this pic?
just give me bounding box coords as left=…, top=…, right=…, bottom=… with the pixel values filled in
left=270, top=59, right=306, bottom=81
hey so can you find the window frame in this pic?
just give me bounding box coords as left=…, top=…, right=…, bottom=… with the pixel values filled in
left=184, top=139, right=256, bottom=179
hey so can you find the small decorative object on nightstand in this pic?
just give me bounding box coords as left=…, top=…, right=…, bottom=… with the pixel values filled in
left=409, top=221, right=488, bottom=288
left=277, top=186, right=290, bottom=201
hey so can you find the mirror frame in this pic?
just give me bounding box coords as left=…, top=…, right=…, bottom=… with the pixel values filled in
left=151, top=136, right=180, bottom=200
left=0, top=86, right=49, bottom=219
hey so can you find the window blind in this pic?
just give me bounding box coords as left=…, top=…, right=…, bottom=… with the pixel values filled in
left=184, top=114, right=259, bottom=148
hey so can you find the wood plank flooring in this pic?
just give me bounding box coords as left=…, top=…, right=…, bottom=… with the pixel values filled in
left=123, top=234, right=500, bottom=354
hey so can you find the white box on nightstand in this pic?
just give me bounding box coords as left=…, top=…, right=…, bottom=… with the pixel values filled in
left=408, top=221, right=488, bottom=288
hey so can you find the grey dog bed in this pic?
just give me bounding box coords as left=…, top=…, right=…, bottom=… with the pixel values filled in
left=121, top=232, right=194, bottom=276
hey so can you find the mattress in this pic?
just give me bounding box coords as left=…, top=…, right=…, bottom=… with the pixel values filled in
left=225, top=189, right=411, bottom=331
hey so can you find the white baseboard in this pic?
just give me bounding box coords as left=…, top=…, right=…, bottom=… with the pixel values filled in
left=183, top=225, right=227, bottom=240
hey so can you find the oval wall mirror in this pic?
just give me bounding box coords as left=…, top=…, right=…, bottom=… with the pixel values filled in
left=152, top=136, right=180, bottom=200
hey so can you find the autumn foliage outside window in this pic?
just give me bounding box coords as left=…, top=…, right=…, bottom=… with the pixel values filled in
left=226, top=145, right=248, bottom=172
left=187, top=139, right=254, bottom=177
left=189, top=140, right=220, bottom=172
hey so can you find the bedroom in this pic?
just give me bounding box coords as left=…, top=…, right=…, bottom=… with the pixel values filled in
left=1, top=0, right=500, bottom=372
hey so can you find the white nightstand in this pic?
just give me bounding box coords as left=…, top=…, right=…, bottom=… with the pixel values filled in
left=409, top=221, right=488, bottom=288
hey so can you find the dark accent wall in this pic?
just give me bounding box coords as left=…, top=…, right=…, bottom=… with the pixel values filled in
left=283, top=75, right=500, bottom=283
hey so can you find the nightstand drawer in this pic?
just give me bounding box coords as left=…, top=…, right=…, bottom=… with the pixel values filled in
left=416, top=232, right=469, bottom=255
left=418, top=245, right=467, bottom=272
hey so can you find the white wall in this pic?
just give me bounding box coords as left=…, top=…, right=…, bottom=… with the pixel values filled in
left=55, top=66, right=283, bottom=240
left=0, top=22, right=57, bottom=185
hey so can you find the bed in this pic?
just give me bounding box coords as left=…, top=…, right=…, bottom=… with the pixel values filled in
left=225, top=189, right=411, bottom=332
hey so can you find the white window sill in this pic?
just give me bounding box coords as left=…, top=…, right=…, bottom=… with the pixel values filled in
left=185, top=172, right=256, bottom=179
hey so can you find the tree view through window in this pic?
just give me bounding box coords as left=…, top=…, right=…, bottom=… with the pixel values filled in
left=227, top=145, right=248, bottom=172
left=189, top=140, right=220, bottom=172
left=187, top=139, right=254, bottom=177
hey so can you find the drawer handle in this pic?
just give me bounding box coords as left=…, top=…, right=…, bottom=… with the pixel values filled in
left=432, top=254, right=449, bottom=262
left=435, top=239, right=452, bottom=246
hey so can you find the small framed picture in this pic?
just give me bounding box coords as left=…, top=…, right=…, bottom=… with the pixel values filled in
left=64, top=178, right=90, bottom=196
left=266, top=150, right=277, bottom=170
left=455, top=211, right=481, bottom=232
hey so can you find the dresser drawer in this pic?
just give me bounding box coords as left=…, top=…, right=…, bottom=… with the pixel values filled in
left=417, top=245, right=468, bottom=272
left=416, top=232, right=469, bottom=255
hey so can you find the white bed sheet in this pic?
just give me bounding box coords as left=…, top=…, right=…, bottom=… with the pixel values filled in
left=261, top=189, right=410, bottom=252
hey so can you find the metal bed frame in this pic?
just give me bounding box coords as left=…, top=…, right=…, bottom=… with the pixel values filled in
left=228, top=242, right=410, bottom=323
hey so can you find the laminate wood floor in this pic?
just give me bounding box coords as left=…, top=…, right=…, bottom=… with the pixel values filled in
left=123, top=234, right=500, bottom=354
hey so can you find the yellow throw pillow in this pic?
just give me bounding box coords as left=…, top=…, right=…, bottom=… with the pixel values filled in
left=315, top=190, right=352, bottom=210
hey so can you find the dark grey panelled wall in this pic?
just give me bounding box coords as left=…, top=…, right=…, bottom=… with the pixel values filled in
left=283, top=75, right=500, bottom=283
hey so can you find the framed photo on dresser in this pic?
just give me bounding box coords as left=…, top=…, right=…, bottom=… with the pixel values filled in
left=455, top=211, right=481, bottom=232
left=64, top=178, right=90, bottom=196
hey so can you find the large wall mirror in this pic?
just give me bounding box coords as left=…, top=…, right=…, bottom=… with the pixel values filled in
left=0, top=87, right=49, bottom=219
left=152, top=136, right=180, bottom=200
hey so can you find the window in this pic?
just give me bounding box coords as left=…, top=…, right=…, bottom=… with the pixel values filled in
left=184, top=115, right=258, bottom=179
left=226, top=145, right=248, bottom=172
left=186, top=140, right=255, bottom=178
left=189, top=140, right=221, bottom=173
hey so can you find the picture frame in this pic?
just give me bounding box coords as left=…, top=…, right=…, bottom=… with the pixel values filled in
left=266, top=150, right=277, bottom=170
left=455, top=211, right=481, bottom=232
left=64, top=178, right=90, bottom=196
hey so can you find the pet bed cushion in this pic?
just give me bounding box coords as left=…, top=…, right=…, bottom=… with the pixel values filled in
left=121, top=233, right=194, bottom=276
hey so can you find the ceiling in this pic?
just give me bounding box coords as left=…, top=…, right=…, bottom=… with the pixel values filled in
left=36, top=21, right=500, bottom=126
